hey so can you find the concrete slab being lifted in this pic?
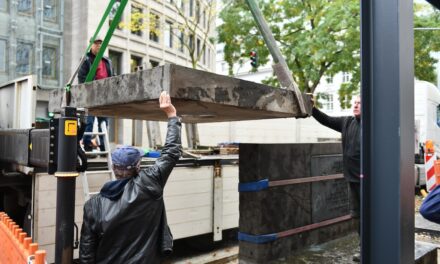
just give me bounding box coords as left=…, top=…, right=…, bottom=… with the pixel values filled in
left=49, top=64, right=310, bottom=123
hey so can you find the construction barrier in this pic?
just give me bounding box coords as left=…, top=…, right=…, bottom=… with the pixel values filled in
left=0, top=212, right=46, bottom=264
left=435, top=160, right=440, bottom=186
left=425, top=140, right=437, bottom=192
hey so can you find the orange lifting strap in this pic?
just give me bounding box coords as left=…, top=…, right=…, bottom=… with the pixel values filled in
left=0, top=212, right=46, bottom=264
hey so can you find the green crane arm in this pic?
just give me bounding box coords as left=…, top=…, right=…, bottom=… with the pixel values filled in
left=64, top=0, right=128, bottom=106
left=85, top=0, right=129, bottom=83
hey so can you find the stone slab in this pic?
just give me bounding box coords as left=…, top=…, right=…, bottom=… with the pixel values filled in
left=49, top=64, right=311, bottom=123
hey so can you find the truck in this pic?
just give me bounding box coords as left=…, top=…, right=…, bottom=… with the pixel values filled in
left=0, top=76, right=437, bottom=262
left=414, top=79, right=440, bottom=187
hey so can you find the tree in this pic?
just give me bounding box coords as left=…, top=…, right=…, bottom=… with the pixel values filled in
left=414, top=3, right=440, bottom=83
left=218, top=0, right=361, bottom=108
left=219, top=1, right=440, bottom=109
left=170, top=0, right=217, bottom=69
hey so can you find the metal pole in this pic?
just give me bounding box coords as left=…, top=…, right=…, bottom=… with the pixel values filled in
left=360, top=0, right=414, bottom=263
left=54, top=107, right=79, bottom=264
left=244, top=0, right=308, bottom=116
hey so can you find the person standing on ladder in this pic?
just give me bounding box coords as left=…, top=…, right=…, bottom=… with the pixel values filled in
left=80, top=91, right=182, bottom=263
left=311, top=95, right=361, bottom=262
left=78, top=36, right=114, bottom=152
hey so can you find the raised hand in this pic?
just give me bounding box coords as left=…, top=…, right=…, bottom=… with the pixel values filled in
left=159, top=91, right=177, bottom=118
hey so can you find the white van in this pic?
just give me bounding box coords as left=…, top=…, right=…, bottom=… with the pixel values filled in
left=414, top=80, right=440, bottom=186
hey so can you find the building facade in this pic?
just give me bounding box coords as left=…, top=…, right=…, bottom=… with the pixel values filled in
left=64, top=0, right=216, bottom=82
left=0, top=0, right=64, bottom=89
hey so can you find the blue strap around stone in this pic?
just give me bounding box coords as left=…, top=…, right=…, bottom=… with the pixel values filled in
left=238, top=232, right=277, bottom=244
left=238, top=179, right=269, bottom=192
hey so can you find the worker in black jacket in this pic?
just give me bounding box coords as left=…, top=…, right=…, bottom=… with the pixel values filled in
left=312, top=95, right=361, bottom=261
left=79, top=91, right=182, bottom=264
left=78, top=37, right=114, bottom=153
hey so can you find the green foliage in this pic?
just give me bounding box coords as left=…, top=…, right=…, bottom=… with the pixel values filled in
left=414, top=4, right=440, bottom=83
left=218, top=0, right=361, bottom=99
left=219, top=1, right=440, bottom=109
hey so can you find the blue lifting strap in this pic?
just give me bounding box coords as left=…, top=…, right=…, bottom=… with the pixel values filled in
left=238, top=179, right=269, bottom=192
left=238, top=232, right=277, bottom=244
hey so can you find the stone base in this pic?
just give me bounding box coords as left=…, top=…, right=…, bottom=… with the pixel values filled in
left=239, top=220, right=357, bottom=263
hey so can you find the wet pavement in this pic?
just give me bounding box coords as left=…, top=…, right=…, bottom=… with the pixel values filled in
left=272, top=232, right=360, bottom=264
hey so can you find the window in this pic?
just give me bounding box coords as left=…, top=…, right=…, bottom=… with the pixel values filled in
left=189, top=0, right=193, bottom=16
left=164, top=21, right=173, bottom=48
left=189, top=34, right=194, bottom=52
left=43, top=0, right=57, bottom=22
left=18, top=0, right=32, bottom=13
left=196, top=38, right=201, bottom=57
left=0, top=40, right=6, bottom=72
left=109, top=50, right=123, bottom=75
left=320, top=93, right=334, bottom=111
left=131, top=5, right=143, bottom=36
left=16, top=42, right=32, bottom=74
left=326, top=76, right=333, bottom=84
left=149, top=60, right=159, bottom=68
left=178, top=30, right=184, bottom=52
left=342, top=72, right=350, bottom=83
left=130, top=55, right=143, bottom=73
left=437, top=105, right=440, bottom=127
left=195, top=1, right=200, bottom=21
left=0, top=0, right=7, bottom=12
left=177, top=0, right=184, bottom=10
left=207, top=48, right=210, bottom=67
left=149, top=14, right=160, bottom=43
left=221, top=62, right=227, bottom=72
left=109, top=0, right=123, bottom=29
left=175, top=0, right=185, bottom=12
left=42, top=46, right=57, bottom=79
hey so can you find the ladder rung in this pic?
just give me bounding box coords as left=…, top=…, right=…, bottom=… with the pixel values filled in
left=85, top=151, right=109, bottom=155
left=84, top=170, right=112, bottom=175
left=83, top=132, right=107, bottom=136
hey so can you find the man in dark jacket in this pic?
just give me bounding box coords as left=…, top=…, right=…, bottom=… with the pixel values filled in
left=312, top=95, right=361, bottom=261
left=79, top=91, right=182, bottom=264
left=420, top=184, right=440, bottom=224
left=78, top=37, right=114, bottom=152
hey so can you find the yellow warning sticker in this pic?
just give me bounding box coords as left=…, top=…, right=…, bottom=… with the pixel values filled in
left=65, top=120, right=77, bottom=136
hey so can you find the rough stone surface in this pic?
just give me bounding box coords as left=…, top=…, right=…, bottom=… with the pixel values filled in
left=239, top=221, right=357, bottom=264
left=49, top=64, right=310, bottom=123
left=239, top=143, right=355, bottom=263
left=414, top=241, right=438, bottom=264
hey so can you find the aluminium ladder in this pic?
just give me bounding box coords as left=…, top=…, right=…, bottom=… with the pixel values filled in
left=81, top=122, right=115, bottom=201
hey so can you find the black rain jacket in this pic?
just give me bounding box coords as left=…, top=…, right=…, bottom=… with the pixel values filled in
left=312, top=107, right=360, bottom=183
left=79, top=117, right=182, bottom=264
left=78, top=52, right=114, bottom=84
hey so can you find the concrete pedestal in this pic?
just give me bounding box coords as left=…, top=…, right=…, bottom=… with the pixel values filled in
left=239, top=143, right=356, bottom=263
